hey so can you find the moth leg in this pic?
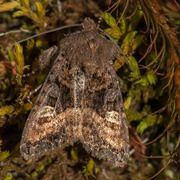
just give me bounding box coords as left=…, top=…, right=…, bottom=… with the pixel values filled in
left=18, top=46, right=59, bottom=104
left=38, top=45, right=59, bottom=70
left=16, top=45, right=59, bottom=78
left=27, top=84, right=42, bottom=104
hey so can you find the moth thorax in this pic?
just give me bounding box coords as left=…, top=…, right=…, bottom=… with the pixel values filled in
left=88, top=39, right=98, bottom=50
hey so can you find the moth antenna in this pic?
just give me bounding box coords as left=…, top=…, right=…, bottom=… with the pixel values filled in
left=97, top=13, right=103, bottom=28
left=98, top=27, right=139, bottom=79
left=15, top=24, right=81, bottom=44
left=16, top=70, right=36, bottom=78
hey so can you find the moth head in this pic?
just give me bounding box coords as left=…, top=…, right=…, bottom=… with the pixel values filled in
left=82, top=18, right=96, bottom=31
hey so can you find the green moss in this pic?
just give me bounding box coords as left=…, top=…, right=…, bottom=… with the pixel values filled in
left=71, top=148, right=78, bottom=161
left=0, top=105, right=14, bottom=117
left=0, top=140, right=10, bottom=162
left=4, top=174, right=12, bottom=180
left=83, top=158, right=96, bottom=180
left=137, top=114, right=163, bottom=134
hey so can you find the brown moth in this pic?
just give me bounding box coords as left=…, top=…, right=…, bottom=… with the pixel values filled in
left=20, top=18, right=129, bottom=167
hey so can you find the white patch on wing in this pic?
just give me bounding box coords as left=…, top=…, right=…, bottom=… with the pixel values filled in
left=105, top=111, right=120, bottom=124
left=38, top=106, right=56, bottom=118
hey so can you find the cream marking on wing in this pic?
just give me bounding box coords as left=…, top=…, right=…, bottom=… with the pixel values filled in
left=105, top=111, right=120, bottom=124
left=37, top=106, right=56, bottom=118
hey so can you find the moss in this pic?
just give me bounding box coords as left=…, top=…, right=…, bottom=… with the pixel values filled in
left=0, top=140, right=10, bottom=162
left=0, top=0, right=179, bottom=179
left=82, top=158, right=96, bottom=180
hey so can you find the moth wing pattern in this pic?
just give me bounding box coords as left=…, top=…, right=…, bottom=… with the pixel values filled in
left=20, top=18, right=129, bottom=167
left=80, top=60, right=129, bottom=167
left=20, top=53, right=73, bottom=161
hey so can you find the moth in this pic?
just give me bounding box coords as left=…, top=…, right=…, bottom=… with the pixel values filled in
left=20, top=18, right=129, bottom=168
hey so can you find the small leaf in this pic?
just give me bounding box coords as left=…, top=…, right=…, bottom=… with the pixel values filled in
left=147, top=71, right=157, bottom=85
left=0, top=150, right=10, bottom=161
left=14, top=44, right=24, bottom=73
left=135, top=77, right=149, bottom=87
left=71, top=148, right=78, bottom=161
left=36, top=39, right=43, bottom=48
left=47, top=158, right=52, bottom=164
left=21, top=0, right=30, bottom=9
left=128, top=56, right=140, bottom=76
left=102, top=12, right=121, bottom=40
left=145, top=52, right=156, bottom=65
left=124, top=97, right=132, bottom=109
left=129, top=72, right=137, bottom=79
left=125, top=109, right=143, bottom=123
left=29, top=12, right=39, bottom=23
left=0, top=2, right=19, bottom=12
left=0, top=105, right=14, bottom=116
left=104, top=27, right=121, bottom=40
left=137, top=114, right=163, bottom=134
left=0, top=140, right=10, bottom=162
left=24, top=103, right=33, bottom=111
left=142, top=105, right=152, bottom=114
left=102, top=12, right=117, bottom=28
left=119, top=15, right=127, bottom=36
left=35, top=2, right=46, bottom=19
left=31, top=171, right=38, bottom=177
left=137, top=121, right=148, bottom=134
left=38, top=165, right=45, bottom=172
left=13, top=10, right=25, bottom=17
left=21, top=23, right=29, bottom=30
left=83, top=158, right=96, bottom=180
left=4, top=174, right=12, bottom=180
left=13, top=5, right=30, bottom=17
left=7, top=49, right=14, bottom=61
left=26, top=39, right=34, bottom=51
left=128, top=5, right=143, bottom=31
left=134, top=70, right=157, bottom=87
left=14, top=43, right=25, bottom=86
left=121, top=31, right=138, bottom=54
left=132, top=34, right=144, bottom=51
left=43, top=0, right=48, bottom=7
left=114, top=56, right=126, bottom=71
left=23, top=65, right=30, bottom=70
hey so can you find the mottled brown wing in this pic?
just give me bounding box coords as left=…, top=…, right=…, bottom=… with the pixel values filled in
left=80, top=61, right=129, bottom=167
left=20, top=54, right=81, bottom=161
